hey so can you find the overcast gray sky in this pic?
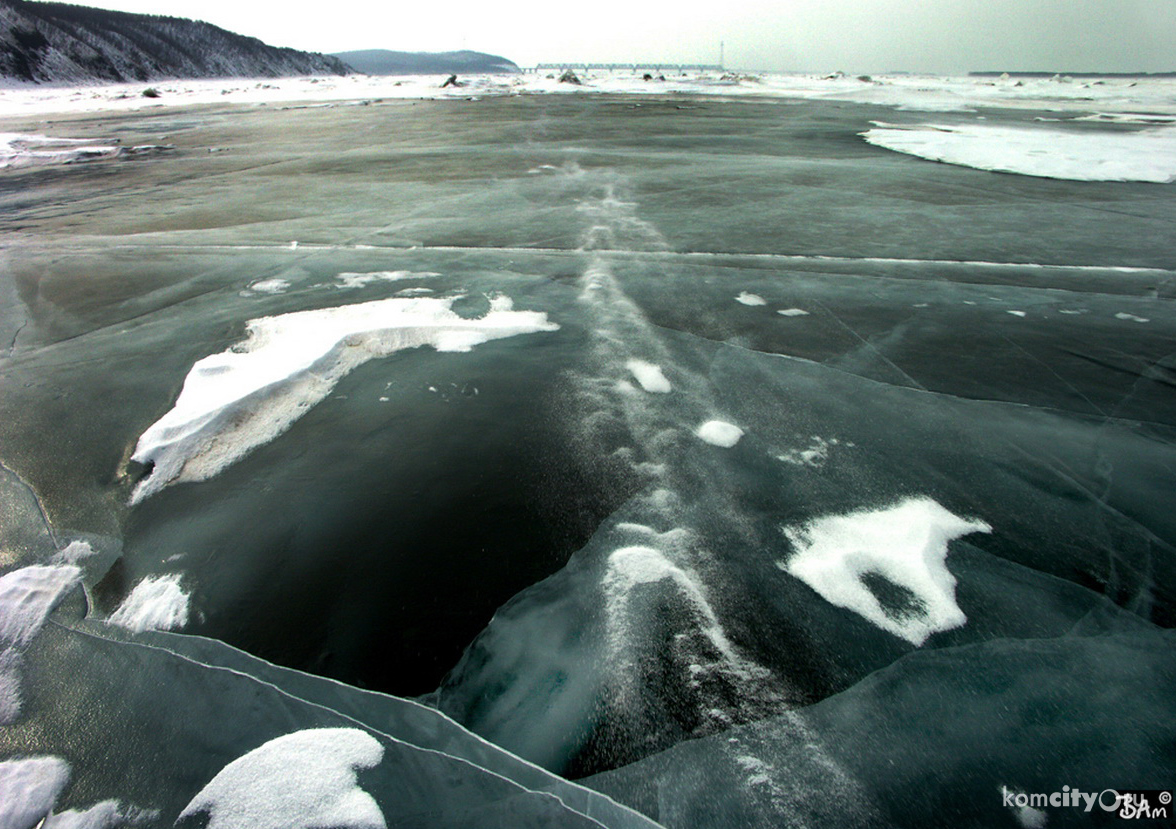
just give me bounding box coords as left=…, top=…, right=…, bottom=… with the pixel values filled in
left=74, top=0, right=1175, bottom=73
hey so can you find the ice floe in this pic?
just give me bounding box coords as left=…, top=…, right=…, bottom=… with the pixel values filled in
left=780, top=498, right=991, bottom=645
left=129, top=295, right=558, bottom=502
left=625, top=359, right=672, bottom=393
left=735, top=292, right=767, bottom=306
left=1115, top=312, right=1150, bottom=322
left=862, top=122, right=1176, bottom=183
left=696, top=420, right=744, bottom=448
left=180, top=728, right=386, bottom=829
left=777, top=308, right=810, bottom=317
left=107, top=574, right=190, bottom=633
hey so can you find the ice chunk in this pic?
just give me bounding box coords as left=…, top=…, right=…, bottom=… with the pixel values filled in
left=1115, top=312, right=1149, bottom=323
left=780, top=498, right=991, bottom=645
left=625, top=360, right=672, bottom=393
left=107, top=574, right=189, bottom=633
left=0, top=756, right=70, bottom=829
left=129, top=296, right=558, bottom=502
left=1007, top=310, right=1026, bottom=317
left=0, top=565, right=81, bottom=647
left=776, top=308, right=810, bottom=317
left=180, top=728, right=386, bottom=829
left=735, top=292, right=767, bottom=306
left=862, top=122, right=1176, bottom=183
left=695, top=420, right=744, bottom=448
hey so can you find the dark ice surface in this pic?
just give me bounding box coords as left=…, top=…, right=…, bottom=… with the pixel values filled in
left=1, top=92, right=1173, bottom=827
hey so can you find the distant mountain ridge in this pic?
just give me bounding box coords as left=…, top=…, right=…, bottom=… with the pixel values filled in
left=0, top=0, right=350, bottom=84
left=334, top=49, right=519, bottom=76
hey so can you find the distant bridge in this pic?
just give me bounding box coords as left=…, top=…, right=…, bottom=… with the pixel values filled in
left=527, top=63, right=724, bottom=75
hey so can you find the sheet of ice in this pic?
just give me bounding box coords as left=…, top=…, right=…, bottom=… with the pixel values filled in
left=1115, top=312, right=1150, bottom=323
left=179, top=728, right=386, bottom=829
left=0, top=756, right=70, bottom=829
left=625, top=360, right=672, bottom=393
left=777, top=308, right=810, bottom=317
left=107, top=574, right=189, bottom=633
left=1007, top=310, right=1027, bottom=317
left=735, top=292, right=767, bottom=306
left=862, top=122, right=1176, bottom=183
left=0, top=565, right=82, bottom=647
left=780, top=498, right=991, bottom=645
left=129, top=295, right=558, bottom=502
left=695, top=420, right=744, bottom=448
left=334, top=270, right=440, bottom=290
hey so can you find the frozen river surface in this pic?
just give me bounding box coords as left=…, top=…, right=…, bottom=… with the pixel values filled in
left=1, top=76, right=1174, bottom=827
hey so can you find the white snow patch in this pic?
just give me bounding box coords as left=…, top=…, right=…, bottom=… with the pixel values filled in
left=603, top=546, right=765, bottom=683
left=780, top=497, right=991, bottom=645
left=334, top=271, right=439, bottom=290
left=1115, top=312, right=1150, bottom=323
left=0, top=565, right=81, bottom=724
left=1000, top=786, right=1048, bottom=829
left=248, top=278, right=290, bottom=295
left=696, top=420, right=744, bottom=448
left=625, top=360, right=672, bottom=393
left=735, top=292, right=767, bottom=306
left=0, top=565, right=81, bottom=648
left=776, top=308, right=810, bottom=317
left=180, top=728, right=386, bottom=829
left=0, top=756, right=70, bottom=829
left=107, top=574, right=190, bottom=633
left=777, top=437, right=839, bottom=468
left=862, top=122, right=1176, bottom=183
left=51, top=540, right=96, bottom=565
left=44, top=800, right=156, bottom=829
left=129, top=296, right=557, bottom=502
